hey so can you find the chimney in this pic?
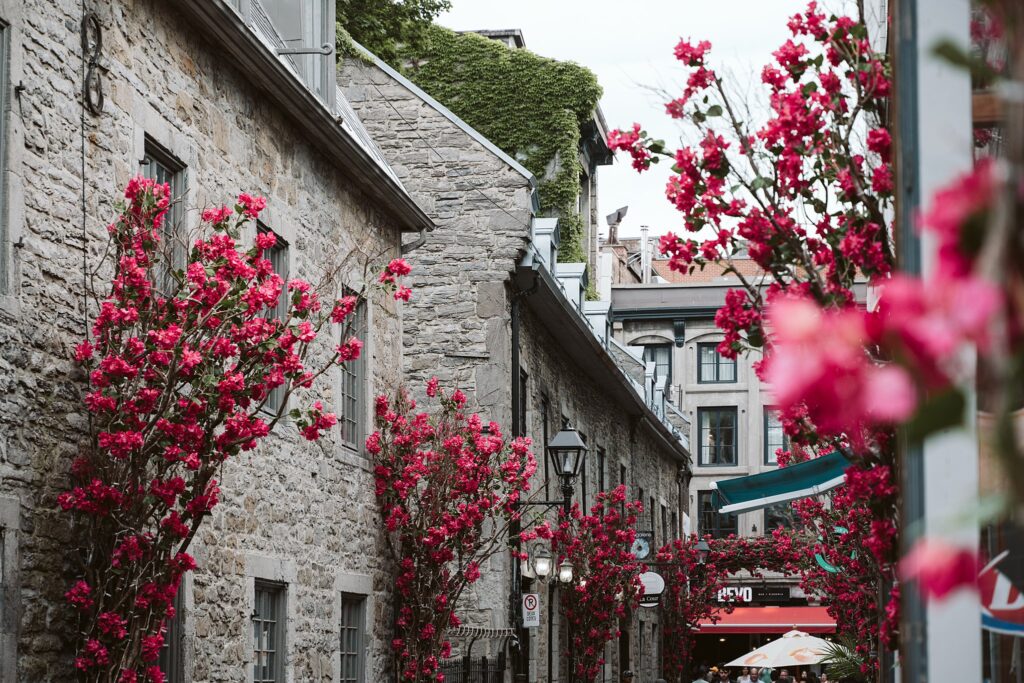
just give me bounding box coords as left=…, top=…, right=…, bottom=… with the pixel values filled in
left=639, top=225, right=651, bottom=284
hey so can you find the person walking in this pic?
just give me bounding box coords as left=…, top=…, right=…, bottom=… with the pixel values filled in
left=739, top=666, right=753, bottom=683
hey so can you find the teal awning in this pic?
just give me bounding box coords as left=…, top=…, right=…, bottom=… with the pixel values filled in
left=710, top=451, right=851, bottom=514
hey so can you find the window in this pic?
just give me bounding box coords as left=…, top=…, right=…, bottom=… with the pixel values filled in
left=649, top=496, right=656, bottom=544
left=541, top=396, right=550, bottom=497
left=578, top=430, right=588, bottom=508
left=1, top=498, right=18, bottom=682
left=661, top=504, right=668, bottom=543
left=340, top=593, right=366, bottom=683
left=596, top=447, right=606, bottom=495
left=255, top=0, right=336, bottom=107
left=141, top=138, right=187, bottom=295
left=620, top=464, right=627, bottom=490
left=672, top=511, right=679, bottom=540
left=698, top=490, right=737, bottom=539
left=764, top=408, right=790, bottom=465
left=643, top=344, right=672, bottom=387
left=158, top=591, right=184, bottom=682
left=253, top=581, right=286, bottom=683
left=764, top=502, right=800, bottom=534
left=698, top=407, right=738, bottom=466
left=260, top=225, right=289, bottom=413
left=697, top=343, right=737, bottom=383
left=339, top=296, right=367, bottom=451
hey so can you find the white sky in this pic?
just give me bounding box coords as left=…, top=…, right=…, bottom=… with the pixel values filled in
left=437, top=0, right=812, bottom=241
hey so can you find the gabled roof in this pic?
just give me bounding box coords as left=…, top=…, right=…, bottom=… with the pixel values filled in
left=352, top=40, right=538, bottom=188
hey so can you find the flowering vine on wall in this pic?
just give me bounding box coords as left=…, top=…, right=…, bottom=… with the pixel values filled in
left=61, top=178, right=409, bottom=682
left=523, top=486, right=645, bottom=683
left=369, top=378, right=537, bottom=682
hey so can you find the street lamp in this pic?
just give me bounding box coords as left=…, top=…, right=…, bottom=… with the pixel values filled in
left=558, top=559, right=574, bottom=584
left=533, top=545, right=553, bottom=580
left=695, top=539, right=710, bottom=565
left=547, top=424, right=588, bottom=515
left=546, top=425, right=587, bottom=683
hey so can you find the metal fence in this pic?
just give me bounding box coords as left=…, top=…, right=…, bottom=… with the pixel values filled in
left=438, top=653, right=506, bottom=683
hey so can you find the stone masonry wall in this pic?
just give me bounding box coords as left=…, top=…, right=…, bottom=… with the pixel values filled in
left=0, top=1, right=406, bottom=680
left=340, top=58, right=534, bottom=424
left=518, top=304, right=687, bottom=683
left=341, top=58, right=537, bottom=645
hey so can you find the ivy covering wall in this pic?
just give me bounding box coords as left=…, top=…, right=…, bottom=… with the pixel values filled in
left=394, top=26, right=602, bottom=263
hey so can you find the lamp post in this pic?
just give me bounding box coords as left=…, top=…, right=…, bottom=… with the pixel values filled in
left=547, top=424, right=588, bottom=516
left=546, top=424, right=587, bottom=683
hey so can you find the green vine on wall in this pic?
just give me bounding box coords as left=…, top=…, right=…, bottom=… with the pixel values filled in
left=395, top=26, right=602, bottom=263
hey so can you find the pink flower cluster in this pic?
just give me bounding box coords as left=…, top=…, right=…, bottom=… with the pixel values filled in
left=764, top=160, right=1002, bottom=442
left=606, top=123, right=653, bottom=172
left=370, top=380, right=536, bottom=682
left=548, top=486, right=644, bottom=683
left=62, top=178, right=389, bottom=679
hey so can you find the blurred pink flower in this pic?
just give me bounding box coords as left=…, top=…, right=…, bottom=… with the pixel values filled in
left=901, top=538, right=980, bottom=601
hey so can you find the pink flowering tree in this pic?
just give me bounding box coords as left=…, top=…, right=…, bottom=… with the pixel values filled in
left=605, top=2, right=915, bottom=670
left=545, top=486, right=644, bottom=683
left=657, top=534, right=804, bottom=681
left=369, top=379, right=537, bottom=683
left=605, top=0, right=1024, bottom=658
left=61, top=178, right=411, bottom=682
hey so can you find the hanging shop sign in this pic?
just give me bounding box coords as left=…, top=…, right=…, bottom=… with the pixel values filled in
left=639, top=571, right=665, bottom=608
left=980, top=550, right=1024, bottom=635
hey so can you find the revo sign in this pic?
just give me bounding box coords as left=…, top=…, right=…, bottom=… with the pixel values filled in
left=716, top=586, right=753, bottom=603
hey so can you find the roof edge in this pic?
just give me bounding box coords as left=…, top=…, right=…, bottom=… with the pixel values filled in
left=516, top=261, right=691, bottom=467
left=175, top=0, right=434, bottom=233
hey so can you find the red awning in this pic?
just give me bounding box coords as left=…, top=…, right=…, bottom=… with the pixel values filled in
left=697, top=606, right=836, bottom=634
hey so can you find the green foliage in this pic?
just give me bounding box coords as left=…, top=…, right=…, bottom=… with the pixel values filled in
left=336, top=0, right=450, bottom=65
left=820, top=635, right=870, bottom=682
left=396, top=26, right=602, bottom=263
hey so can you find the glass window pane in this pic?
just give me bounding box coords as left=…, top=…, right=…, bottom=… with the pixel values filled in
left=339, top=298, right=366, bottom=450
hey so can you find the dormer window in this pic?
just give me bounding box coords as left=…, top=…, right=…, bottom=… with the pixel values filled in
left=240, top=0, right=336, bottom=108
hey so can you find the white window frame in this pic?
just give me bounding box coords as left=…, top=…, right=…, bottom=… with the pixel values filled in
left=334, top=574, right=373, bottom=683
left=245, top=555, right=296, bottom=683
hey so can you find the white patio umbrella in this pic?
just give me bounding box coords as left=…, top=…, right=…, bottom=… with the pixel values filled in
left=724, top=629, right=831, bottom=668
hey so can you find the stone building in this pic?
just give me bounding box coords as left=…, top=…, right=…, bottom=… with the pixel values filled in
left=341, top=45, right=691, bottom=683
left=0, top=0, right=433, bottom=681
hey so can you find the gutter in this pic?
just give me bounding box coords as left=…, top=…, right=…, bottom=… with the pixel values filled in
left=515, top=260, right=691, bottom=467
left=174, top=0, right=434, bottom=234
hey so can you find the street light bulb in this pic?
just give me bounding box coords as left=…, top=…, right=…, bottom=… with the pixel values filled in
left=535, top=555, right=552, bottom=578
left=558, top=559, right=574, bottom=584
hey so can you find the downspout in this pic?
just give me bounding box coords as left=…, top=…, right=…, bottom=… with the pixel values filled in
left=510, top=266, right=539, bottom=683
left=400, top=229, right=427, bottom=255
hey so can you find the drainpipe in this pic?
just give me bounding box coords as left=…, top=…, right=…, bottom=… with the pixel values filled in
left=400, top=229, right=427, bottom=255
left=510, top=268, right=539, bottom=683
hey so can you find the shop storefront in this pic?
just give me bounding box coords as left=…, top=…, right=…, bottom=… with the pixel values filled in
left=692, top=585, right=836, bottom=669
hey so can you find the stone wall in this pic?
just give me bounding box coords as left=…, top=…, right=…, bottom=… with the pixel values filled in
left=0, top=1, right=407, bottom=680
left=518, top=304, right=687, bottom=683
left=340, top=57, right=535, bottom=427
